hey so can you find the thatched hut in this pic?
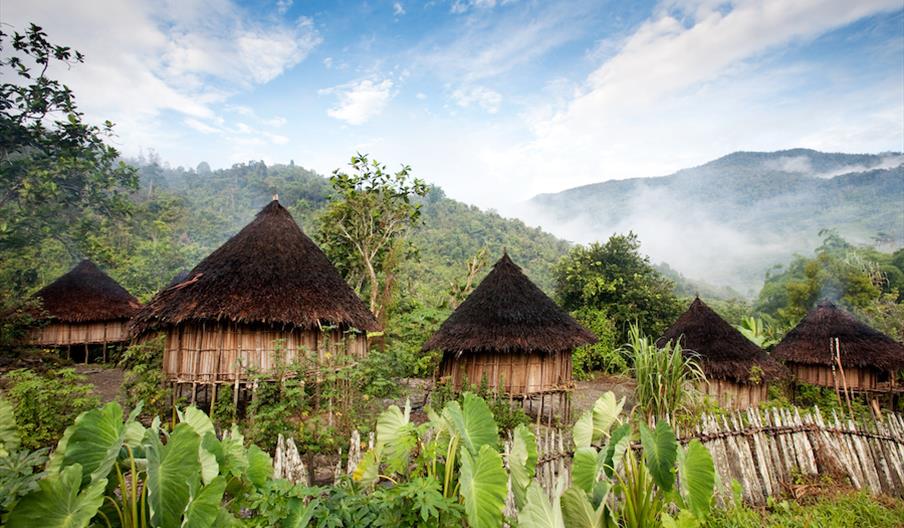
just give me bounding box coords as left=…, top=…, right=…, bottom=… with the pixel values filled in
left=772, top=301, right=904, bottom=393
left=131, top=199, right=379, bottom=393
left=27, top=260, right=141, bottom=359
left=423, top=253, right=596, bottom=416
left=658, top=297, right=785, bottom=409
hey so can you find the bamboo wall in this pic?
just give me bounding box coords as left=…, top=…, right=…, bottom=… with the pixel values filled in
left=700, top=379, right=768, bottom=410
left=162, top=322, right=369, bottom=383
left=437, top=350, right=572, bottom=395
left=27, top=320, right=130, bottom=346
left=789, top=363, right=886, bottom=390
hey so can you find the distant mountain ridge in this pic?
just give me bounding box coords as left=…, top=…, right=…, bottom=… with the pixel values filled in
left=527, top=149, right=904, bottom=295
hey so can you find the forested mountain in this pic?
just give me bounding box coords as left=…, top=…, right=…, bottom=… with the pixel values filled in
left=527, top=149, right=904, bottom=294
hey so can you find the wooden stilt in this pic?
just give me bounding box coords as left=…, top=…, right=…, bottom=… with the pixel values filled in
left=102, top=341, right=107, bottom=363
left=210, top=382, right=218, bottom=423
left=191, top=382, right=197, bottom=405
left=233, top=377, right=240, bottom=423
left=537, top=393, right=544, bottom=427
left=84, top=343, right=89, bottom=365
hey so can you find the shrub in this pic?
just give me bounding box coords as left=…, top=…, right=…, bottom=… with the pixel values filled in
left=571, top=307, right=625, bottom=378
left=3, top=368, right=99, bottom=449
left=118, top=336, right=171, bottom=419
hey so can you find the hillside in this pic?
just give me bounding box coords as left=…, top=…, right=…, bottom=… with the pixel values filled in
left=527, top=149, right=904, bottom=294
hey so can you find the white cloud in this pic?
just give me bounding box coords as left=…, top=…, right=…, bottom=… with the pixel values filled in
left=3, top=0, right=319, bottom=156
left=276, top=0, right=293, bottom=15
left=452, top=86, right=502, bottom=113
left=393, top=2, right=406, bottom=16
left=323, top=79, right=395, bottom=125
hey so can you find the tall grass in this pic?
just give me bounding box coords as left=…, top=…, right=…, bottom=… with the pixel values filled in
left=622, top=324, right=706, bottom=423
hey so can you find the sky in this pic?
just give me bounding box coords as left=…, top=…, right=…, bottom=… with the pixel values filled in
left=4, top=0, right=903, bottom=210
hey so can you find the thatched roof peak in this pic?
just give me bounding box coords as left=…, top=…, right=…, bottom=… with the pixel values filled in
left=422, top=252, right=596, bottom=354
left=34, top=260, right=141, bottom=323
left=657, top=297, right=785, bottom=383
left=773, top=301, right=904, bottom=371
left=131, top=200, right=379, bottom=335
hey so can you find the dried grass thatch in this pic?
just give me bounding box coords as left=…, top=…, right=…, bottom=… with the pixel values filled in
left=657, top=297, right=786, bottom=384
left=32, top=260, right=141, bottom=323
left=131, top=200, right=378, bottom=336
left=772, top=301, right=904, bottom=371
left=422, top=252, right=596, bottom=354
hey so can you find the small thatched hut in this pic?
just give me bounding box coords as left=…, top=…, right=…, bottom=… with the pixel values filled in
left=423, top=252, right=596, bottom=414
left=658, top=297, right=785, bottom=409
left=131, top=199, right=379, bottom=392
left=27, top=260, right=141, bottom=358
left=772, top=301, right=904, bottom=393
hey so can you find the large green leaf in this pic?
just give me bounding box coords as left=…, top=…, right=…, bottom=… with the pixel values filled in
left=53, top=402, right=126, bottom=485
left=591, top=392, right=624, bottom=443
left=443, top=392, right=498, bottom=456
left=180, top=408, right=220, bottom=485
left=146, top=423, right=202, bottom=528
left=509, top=423, right=538, bottom=509
left=247, top=444, right=273, bottom=488
left=179, top=406, right=215, bottom=437
left=6, top=463, right=106, bottom=528
left=601, top=423, right=631, bottom=478
left=561, top=487, right=611, bottom=528
left=352, top=447, right=381, bottom=487
left=182, top=476, right=227, bottom=528
left=571, top=447, right=600, bottom=494
left=376, top=400, right=416, bottom=474
left=459, top=444, right=507, bottom=528
left=639, top=420, right=678, bottom=492
left=0, top=396, right=20, bottom=456
left=284, top=497, right=321, bottom=528
left=572, top=411, right=593, bottom=449
left=516, top=481, right=564, bottom=528
left=677, top=440, right=715, bottom=519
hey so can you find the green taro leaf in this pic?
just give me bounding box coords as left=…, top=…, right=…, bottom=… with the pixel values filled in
left=53, top=402, right=126, bottom=485
left=352, top=447, right=381, bottom=487
left=509, top=423, right=538, bottom=509
left=443, top=392, right=498, bottom=456
left=571, top=447, right=600, bottom=494
left=0, top=396, right=20, bottom=456
left=284, top=497, right=320, bottom=528
left=639, top=420, right=678, bottom=492
left=516, top=480, right=564, bottom=528
left=179, top=406, right=215, bottom=438
left=591, top=392, right=624, bottom=443
left=459, top=444, right=507, bottom=528
left=376, top=399, right=416, bottom=474
left=182, top=476, right=227, bottom=528
left=601, top=423, right=631, bottom=478
left=561, top=487, right=608, bottom=528
left=6, top=463, right=106, bottom=528
left=246, top=444, right=273, bottom=488
left=146, top=423, right=202, bottom=528
left=678, top=439, right=715, bottom=519
left=573, top=410, right=593, bottom=449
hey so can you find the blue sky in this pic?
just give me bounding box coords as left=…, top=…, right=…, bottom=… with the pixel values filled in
left=5, top=0, right=903, bottom=209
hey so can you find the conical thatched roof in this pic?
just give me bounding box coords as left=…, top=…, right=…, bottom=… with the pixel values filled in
left=772, top=301, right=904, bottom=371
left=33, top=260, right=141, bottom=322
left=657, top=297, right=785, bottom=383
left=422, top=253, right=596, bottom=354
left=131, top=200, right=379, bottom=335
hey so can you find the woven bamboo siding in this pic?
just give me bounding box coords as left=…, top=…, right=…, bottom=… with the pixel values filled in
left=438, top=350, right=572, bottom=395
left=789, top=363, right=881, bottom=390
left=162, top=322, right=368, bottom=383
left=700, top=379, right=768, bottom=410
left=27, top=320, right=130, bottom=346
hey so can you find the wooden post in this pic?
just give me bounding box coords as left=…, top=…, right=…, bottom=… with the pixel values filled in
left=210, top=382, right=218, bottom=423
left=191, top=382, right=197, bottom=405
left=835, top=338, right=855, bottom=417
left=537, top=393, right=544, bottom=427
left=84, top=343, right=89, bottom=365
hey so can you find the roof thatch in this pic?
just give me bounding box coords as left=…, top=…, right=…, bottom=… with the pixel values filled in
left=422, top=253, right=596, bottom=354
left=33, top=260, right=141, bottom=322
left=772, top=301, right=904, bottom=371
left=657, top=297, right=785, bottom=383
left=131, top=200, right=379, bottom=335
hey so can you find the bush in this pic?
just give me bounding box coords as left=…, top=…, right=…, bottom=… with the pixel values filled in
left=119, top=336, right=171, bottom=419
left=571, top=307, right=625, bottom=378
left=3, top=368, right=100, bottom=449
left=705, top=490, right=904, bottom=527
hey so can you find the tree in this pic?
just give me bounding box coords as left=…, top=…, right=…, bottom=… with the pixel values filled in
left=0, top=24, right=137, bottom=294
left=553, top=232, right=682, bottom=344
left=317, top=154, right=427, bottom=320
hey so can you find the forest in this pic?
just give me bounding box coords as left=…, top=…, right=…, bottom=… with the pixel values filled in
left=2, top=23, right=904, bottom=528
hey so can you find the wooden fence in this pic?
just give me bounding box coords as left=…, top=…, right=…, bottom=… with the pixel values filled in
left=273, top=406, right=904, bottom=506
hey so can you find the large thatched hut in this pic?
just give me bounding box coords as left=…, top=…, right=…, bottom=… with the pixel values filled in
left=131, top=199, right=379, bottom=393
left=27, top=260, right=141, bottom=359
left=658, top=297, right=785, bottom=409
left=772, top=301, right=904, bottom=393
left=423, top=252, right=596, bottom=416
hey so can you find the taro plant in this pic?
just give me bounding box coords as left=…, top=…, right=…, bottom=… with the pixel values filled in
left=5, top=401, right=273, bottom=528
left=0, top=396, right=47, bottom=519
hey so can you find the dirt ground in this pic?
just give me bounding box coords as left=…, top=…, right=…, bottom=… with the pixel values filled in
left=73, top=364, right=125, bottom=404
left=572, top=373, right=636, bottom=414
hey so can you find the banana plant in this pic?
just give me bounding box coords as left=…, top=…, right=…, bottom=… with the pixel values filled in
left=7, top=401, right=272, bottom=528
left=354, top=392, right=513, bottom=528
